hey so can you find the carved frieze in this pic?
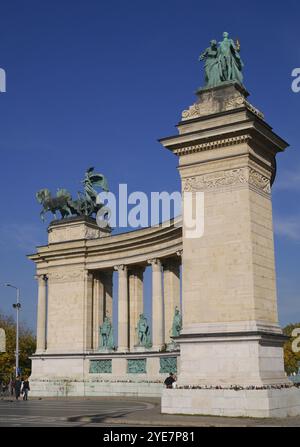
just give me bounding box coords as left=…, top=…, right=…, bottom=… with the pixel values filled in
left=183, top=167, right=270, bottom=194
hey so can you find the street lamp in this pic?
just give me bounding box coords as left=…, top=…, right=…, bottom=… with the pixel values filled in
left=3, top=284, right=21, bottom=377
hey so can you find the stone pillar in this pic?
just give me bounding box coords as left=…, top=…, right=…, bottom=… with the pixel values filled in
left=148, top=259, right=164, bottom=350
left=115, top=265, right=129, bottom=352
left=36, top=274, right=47, bottom=353
left=128, top=266, right=145, bottom=349
left=159, top=83, right=300, bottom=417
left=163, top=257, right=181, bottom=344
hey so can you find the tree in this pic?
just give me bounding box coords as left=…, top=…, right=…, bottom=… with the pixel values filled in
left=0, top=312, right=36, bottom=383
left=283, top=323, right=300, bottom=376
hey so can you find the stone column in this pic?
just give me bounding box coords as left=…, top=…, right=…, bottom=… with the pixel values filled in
left=92, top=274, right=102, bottom=350
left=36, top=274, right=47, bottom=353
left=92, top=270, right=114, bottom=350
left=148, top=259, right=164, bottom=350
left=84, top=271, right=94, bottom=351
left=163, top=257, right=181, bottom=344
left=115, top=265, right=129, bottom=352
left=128, top=266, right=145, bottom=349
left=103, top=270, right=113, bottom=319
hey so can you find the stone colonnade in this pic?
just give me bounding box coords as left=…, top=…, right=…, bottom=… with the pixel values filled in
left=35, top=253, right=182, bottom=353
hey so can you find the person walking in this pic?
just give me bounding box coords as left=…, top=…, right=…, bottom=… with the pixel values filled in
left=22, top=377, right=30, bottom=401
left=14, top=376, right=22, bottom=400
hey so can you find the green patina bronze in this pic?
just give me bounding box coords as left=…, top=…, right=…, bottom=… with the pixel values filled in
left=99, top=316, right=115, bottom=350
left=127, top=358, right=147, bottom=374
left=199, top=32, right=244, bottom=88
left=159, top=357, right=177, bottom=374
left=36, top=167, right=109, bottom=222
left=136, top=314, right=152, bottom=348
left=171, top=306, right=182, bottom=338
left=89, top=359, right=112, bottom=374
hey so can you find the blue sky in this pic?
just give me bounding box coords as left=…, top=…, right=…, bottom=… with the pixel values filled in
left=0, top=0, right=299, bottom=331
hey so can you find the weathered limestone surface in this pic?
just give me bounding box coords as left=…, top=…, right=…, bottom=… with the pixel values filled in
left=29, top=352, right=179, bottom=397
left=28, top=218, right=182, bottom=395
left=162, top=388, right=300, bottom=418
left=159, top=82, right=300, bottom=415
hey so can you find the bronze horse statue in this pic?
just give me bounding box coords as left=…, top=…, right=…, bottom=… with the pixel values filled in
left=36, top=188, right=75, bottom=221
left=36, top=167, right=109, bottom=222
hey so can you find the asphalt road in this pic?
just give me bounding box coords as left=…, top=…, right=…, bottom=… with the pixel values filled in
left=1, top=397, right=300, bottom=427
left=0, top=397, right=155, bottom=427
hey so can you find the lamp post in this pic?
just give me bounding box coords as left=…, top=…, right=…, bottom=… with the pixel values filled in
left=4, top=284, right=21, bottom=377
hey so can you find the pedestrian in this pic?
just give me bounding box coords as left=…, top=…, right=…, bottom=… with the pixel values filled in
left=22, top=377, right=30, bottom=401
left=10, top=378, right=15, bottom=396
left=14, top=376, right=22, bottom=400
left=164, top=372, right=176, bottom=389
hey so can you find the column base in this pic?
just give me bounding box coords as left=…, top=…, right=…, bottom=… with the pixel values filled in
left=162, top=387, right=300, bottom=418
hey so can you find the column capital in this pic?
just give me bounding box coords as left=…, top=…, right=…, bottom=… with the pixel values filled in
left=114, top=264, right=127, bottom=272
left=176, top=250, right=183, bottom=257
left=35, top=274, right=48, bottom=283
left=147, top=258, right=162, bottom=267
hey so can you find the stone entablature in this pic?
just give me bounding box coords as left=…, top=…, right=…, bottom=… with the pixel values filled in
left=31, top=217, right=182, bottom=271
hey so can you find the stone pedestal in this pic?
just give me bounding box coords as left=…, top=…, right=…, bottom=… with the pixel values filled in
left=48, top=216, right=111, bottom=243
left=159, top=82, right=300, bottom=416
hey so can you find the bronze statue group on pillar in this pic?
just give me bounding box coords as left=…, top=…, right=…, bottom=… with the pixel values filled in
left=199, top=31, right=244, bottom=88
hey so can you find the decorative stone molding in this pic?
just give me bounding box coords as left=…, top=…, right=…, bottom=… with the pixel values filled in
left=244, top=100, right=264, bottom=120
left=183, top=167, right=270, bottom=194
left=173, top=134, right=252, bottom=156
left=248, top=168, right=271, bottom=193
left=181, top=103, right=201, bottom=120
left=224, top=94, right=264, bottom=120
left=181, top=93, right=264, bottom=122
left=224, top=93, right=244, bottom=110
left=176, top=250, right=183, bottom=257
